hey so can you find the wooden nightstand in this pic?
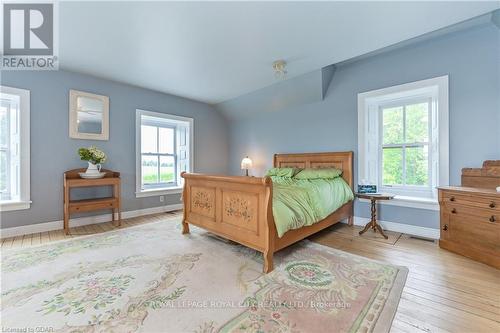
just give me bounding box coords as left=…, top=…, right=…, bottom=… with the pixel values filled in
left=356, top=193, right=395, bottom=239
left=63, top=168, right=121, bottom=235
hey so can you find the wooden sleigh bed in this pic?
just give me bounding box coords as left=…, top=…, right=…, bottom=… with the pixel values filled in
left=181, top=151, right=354, bottom=273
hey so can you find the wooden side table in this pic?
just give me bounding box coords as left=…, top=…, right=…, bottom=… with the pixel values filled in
left=356, top=193, right=394, bottom=239
left=63, top=168, right=121, bottom=235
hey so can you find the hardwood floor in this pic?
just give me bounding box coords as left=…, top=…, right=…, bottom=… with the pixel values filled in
left=2, top=211, right=499, bottom=333
left=0, top=211, right=180, bottom=248
left=310, top=224, right=500, bottom=333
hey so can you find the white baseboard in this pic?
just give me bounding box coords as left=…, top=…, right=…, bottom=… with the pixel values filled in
left=0, top=204, right=183, bottom=239
left=2, top=209, right=439, bottom=240
left=343, top=216, right=439, bottom=240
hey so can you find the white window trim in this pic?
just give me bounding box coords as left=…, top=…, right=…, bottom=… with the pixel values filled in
left=358, top=76, right=449, bottom=210
left=135, top=187, right=184, bottom=198
left=135, top=109, right=193, bottom=198
left=0, top=86, right=31, bottom=212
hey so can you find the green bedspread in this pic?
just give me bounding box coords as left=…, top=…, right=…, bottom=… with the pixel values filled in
left=271, top=176, right=354, bottom=238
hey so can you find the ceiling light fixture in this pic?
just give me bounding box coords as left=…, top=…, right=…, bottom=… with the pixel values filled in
left=272, top=60, right=287, bottom=79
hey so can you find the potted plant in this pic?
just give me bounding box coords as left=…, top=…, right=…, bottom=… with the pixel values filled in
left=78, top=146, right=107, bottom=175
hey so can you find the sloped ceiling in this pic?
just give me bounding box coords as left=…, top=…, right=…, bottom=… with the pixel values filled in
left=216, top=67, right=335, bottom=119
left=59, top=2, right=500, bottom=104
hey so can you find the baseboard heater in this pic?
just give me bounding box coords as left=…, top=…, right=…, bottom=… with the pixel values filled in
left=408, top=235, right=436, bottom=242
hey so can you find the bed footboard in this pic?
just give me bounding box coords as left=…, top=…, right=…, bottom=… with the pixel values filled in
left=181, top=172, right=275, bottom=269
left=181, top=152, right=354, bottom=273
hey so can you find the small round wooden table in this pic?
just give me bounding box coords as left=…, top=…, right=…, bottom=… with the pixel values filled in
left=356, top=193, right=395, bottom=239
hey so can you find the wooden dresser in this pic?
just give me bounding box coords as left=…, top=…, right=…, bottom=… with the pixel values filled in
left=438, top=161, right=500, bottom=269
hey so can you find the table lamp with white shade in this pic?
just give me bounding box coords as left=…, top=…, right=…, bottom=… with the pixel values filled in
left=241, top=156, right=253, bottom=176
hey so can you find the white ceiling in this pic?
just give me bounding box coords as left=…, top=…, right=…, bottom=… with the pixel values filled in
left=60, top=2, right=500, bottom=104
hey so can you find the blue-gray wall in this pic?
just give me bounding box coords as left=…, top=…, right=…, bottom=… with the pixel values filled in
left=2, top=23, right=498, bottom=230
left=224, top=24, right=500, bottom=229
left=1, top=70, right=229, bottom=229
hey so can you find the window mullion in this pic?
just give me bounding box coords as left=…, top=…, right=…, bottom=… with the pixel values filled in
left=142, top=153, right=174, bottom=157
left=156, top=126, right=160, bottom=155
left=402, top=106, right=407, bottom=186
left=382, top=143, right=407, bottom=148
left=174, top=127, right=178, bottom=185
left=156, top=127, right=160, bottom=183
left=10, top=103, right=18, bottom=199
left=428, top=99, right=434, bottom=188
left=378, top=106, right=383, bottom=188
left=7, top=105, right=11, bottom=198
left=158, top=155, right=161, bottom=183
left=3, top=104, right=11, bottom=199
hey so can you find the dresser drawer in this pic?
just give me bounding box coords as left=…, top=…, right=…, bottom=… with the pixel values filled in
left=441, top=192, right=499, bottom=211
left=442, top=203, right=499, bottom=222
left=445, top=214, right=500, bottom=253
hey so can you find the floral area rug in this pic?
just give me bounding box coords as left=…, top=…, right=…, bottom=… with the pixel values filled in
left=1, top=217, right=407, bottom=333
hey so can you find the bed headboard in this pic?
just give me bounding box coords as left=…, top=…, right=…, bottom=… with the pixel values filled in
left=273, top=151, right=354, bottom=189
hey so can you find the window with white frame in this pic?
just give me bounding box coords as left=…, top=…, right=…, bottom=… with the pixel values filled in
left=0, top=86, right=30, bottom=211
left=358, top=76, right=449, bottom=206
left=136, top=110, right=193, bottom=197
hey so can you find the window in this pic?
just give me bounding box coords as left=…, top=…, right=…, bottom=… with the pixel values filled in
left=380, top=99, right=432, bottom=190
left=136, top=109, right=193, bottom=197
left=0, top=86, right=30, bottom=211
left=358, top=76, right=449, bottom=209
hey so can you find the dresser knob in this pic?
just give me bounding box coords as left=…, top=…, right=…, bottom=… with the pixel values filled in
left=489, top=216, right=496, bottom=223
left=442, top=224, right=448, bottom=231
left=489, top=202, right=496, bottom=208
left=449, top=197, right=455, bottom=202
left=451, top=208, right=457, bottom=214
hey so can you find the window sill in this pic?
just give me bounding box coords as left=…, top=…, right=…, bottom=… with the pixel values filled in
left=135, top=187, right=183, bottom=198
left=357, top=195, right=439, bottom=211
left=0, top=200, right=32, bottom=212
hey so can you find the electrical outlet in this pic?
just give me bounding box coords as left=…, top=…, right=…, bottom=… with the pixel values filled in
left=159, top=196, right=164, bottom=202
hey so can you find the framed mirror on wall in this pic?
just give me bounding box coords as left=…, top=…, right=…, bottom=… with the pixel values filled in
left=69, top=90, right=109, bottom=140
